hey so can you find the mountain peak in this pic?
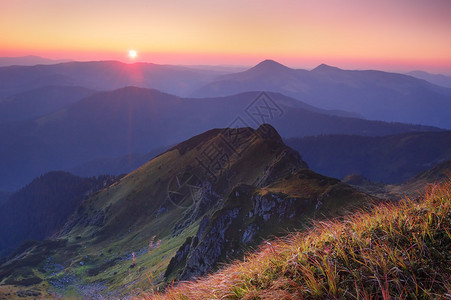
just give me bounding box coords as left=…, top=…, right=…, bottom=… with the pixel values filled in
left=256, top=123, right=282, bottom=142
left=311, top=63, right=342, bottom=72
left=250, top=59, right=291, bottom=72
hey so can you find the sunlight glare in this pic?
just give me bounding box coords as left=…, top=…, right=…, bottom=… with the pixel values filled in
left=128, top=49, right=137, bottom=59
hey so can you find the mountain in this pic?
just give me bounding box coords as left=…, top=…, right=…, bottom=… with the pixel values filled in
left=0, top=60, right=220, bottom=99
left=0, top=86, right=95, bottom=123
left=340, top=158, right=451, bottom=201
left=181, top=64, right=248, bottom=73
left=0, top=171, right=120, bottom=258
left=0, top=87, right=439, bottom=191
left=285, top=131, right=451, bottom=184
left=69, top=145, right=171, bottom=177
left=409, top=159, right=451, bottom=183
left=194, top=60, right=451, bottom=129
left=155, top=175, right=451, bottom=299
left=384, top=159, right=451, bottom=198
left=0, top=55, right=70, bottom=67
left=407, top=70, right=451, bottom=88
left=0, top=191, right=9, bottom=205
left=0, top=125, right=373, bottom=298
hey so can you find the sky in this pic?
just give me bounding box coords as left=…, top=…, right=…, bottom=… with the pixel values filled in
left=1, top=0, right=451, bottom=73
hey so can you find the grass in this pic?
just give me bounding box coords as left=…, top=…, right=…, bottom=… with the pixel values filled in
left=144, top=177, right=451, bottom=299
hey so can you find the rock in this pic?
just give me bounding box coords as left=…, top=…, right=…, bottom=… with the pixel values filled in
left=164, top=236, right=193, bottom=278
left=16, top=290, right=41, bottom=297
left=172, top=181, right=221, bottom=236
left=241, top=224, right=259, bottom=243
left=166, top=206, right=242, bottom=281
left=180, top=207, right=240, bottom=280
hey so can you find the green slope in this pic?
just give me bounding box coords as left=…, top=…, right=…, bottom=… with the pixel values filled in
left=0, top=125, right=373, bottom=298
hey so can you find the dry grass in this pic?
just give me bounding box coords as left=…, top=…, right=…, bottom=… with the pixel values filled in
left=141, top=178, right=451, bottom=299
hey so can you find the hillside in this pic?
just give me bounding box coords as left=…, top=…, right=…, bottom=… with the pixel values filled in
left=0, top=86, right=95, bottom=123
left=0, top=87, right=439, bottom=191
left=0, top=191, right=9, bottom=205
left=151, top=176, right=451, bottom=299
left=286, top=131, right=451, bottom=183
left=194, top=60, right=451, bottom=129
left=0, top=125, right=373, bottom=299
left=384, top=159, right=451, bottom=198
left=69, top=145, right=171, bottom=178
left=0, top=172, right=120, bottom=258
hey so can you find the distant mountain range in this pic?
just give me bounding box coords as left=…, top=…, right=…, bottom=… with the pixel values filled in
left=0, top=58, right=449, bottom=191
left=1, top=59, right=450, bottom=129
left=0, top=55, right=70, bottom=67
left=286, top=131, right=451, bottom=183
left=194, top=60, right=451, bottom=129
left=407, top=70, right=451, bottom=88
left=0, top=87, right=439, bottom=191
left=69, top=145, right=170, bottom=178
left=0, top=86, right=96, bottom=123
left=0, top=191, right=9, bottom=205
left=0, top=60, right=219, bottom=99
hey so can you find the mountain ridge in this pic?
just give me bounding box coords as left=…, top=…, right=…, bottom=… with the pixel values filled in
left=0, top=60, right=219, bottom=99
left=0, top=171, right=120, bottom=258
left=194, top=60, right=451, bottom=129
left=0, top=87, right=439, bottom=192
left=0, top=55, right=71, bottom=67
left=286, top=130, right=451, bottom=184
left=407, top=70, right=451, bottom=88
left=0, top=124, right=373, bottom=298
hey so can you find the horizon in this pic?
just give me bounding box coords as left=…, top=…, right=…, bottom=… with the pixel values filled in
left=2, top=55, right=451, bottom=76
left=1, top=0, right=451, bottom=75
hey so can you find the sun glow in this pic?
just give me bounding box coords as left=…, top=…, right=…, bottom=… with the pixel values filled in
left=128, top=50, right=137, bottom=59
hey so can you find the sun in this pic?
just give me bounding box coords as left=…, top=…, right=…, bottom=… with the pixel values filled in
left=128, top=50, right=137, bottom=59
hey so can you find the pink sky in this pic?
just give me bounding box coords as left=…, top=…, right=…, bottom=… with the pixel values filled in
left=1, top=0, right=451, bottom=73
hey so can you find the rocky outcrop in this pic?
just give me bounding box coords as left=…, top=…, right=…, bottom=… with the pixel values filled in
left=179, top=207, right=241, bottom=280
left=163, top=165, right=368, bottom=282
left=164, top=237, right=193, bottom=278
left=252, top=194, right=297, bottom=221
left=165, top=181, right=315, bottom=281
left=165, top=185, right=254, bottom=280
left=171, top=180, right=221, bottom=236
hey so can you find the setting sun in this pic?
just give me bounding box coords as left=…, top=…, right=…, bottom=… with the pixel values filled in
left=128, top=50, right=137, bottom=59
left=0, top=1, right=451, bottom=298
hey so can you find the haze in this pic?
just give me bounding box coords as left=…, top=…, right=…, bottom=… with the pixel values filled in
left=1, top=0, right=451, bottom=74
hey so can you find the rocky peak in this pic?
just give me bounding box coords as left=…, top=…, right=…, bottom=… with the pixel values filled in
left=255, top=123, right=283, bottom=142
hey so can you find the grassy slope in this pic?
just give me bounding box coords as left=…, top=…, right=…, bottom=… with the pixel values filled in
left=0, top=144, right=204, bottom=298
left=149, top=178, right=451, bottom=299
left=0, top=126, right=375, bottom=298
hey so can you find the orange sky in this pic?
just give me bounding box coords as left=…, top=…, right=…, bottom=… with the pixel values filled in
left=1, top=0, right=451, bottom=73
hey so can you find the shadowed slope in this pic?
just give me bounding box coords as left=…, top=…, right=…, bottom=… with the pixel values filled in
left=0, top=125, right=372, bottom=298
